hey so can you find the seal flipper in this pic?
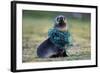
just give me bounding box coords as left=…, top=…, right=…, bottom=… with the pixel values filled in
left=37, top=38, right=58, bottom=58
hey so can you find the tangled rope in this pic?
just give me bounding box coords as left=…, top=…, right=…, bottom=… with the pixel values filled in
left=48, top=28, right=72, bottom=48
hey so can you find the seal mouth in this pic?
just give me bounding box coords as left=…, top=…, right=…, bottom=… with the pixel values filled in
left=59, top=22, right=66, bottom=27
left=55, top=23, right=66, bottom=28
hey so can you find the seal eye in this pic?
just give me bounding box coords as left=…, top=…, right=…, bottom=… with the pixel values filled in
left=63, top=16, right=65, bottom=20
left=57, top=17, right=60, bottom=22
left=55, top=17, right=60, bottom=24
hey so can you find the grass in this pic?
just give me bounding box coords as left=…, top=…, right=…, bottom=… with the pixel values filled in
left=22, top=13, right=91, bottom=63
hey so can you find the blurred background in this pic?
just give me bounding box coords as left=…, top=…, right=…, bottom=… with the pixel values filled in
left=22, top=10, right=91, bottom=62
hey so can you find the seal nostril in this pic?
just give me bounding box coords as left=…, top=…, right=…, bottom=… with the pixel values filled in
left=60, top=17, right=63, bottom=20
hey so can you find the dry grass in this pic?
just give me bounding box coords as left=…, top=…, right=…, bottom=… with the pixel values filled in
left=22, top=17, right=91, bottom=63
